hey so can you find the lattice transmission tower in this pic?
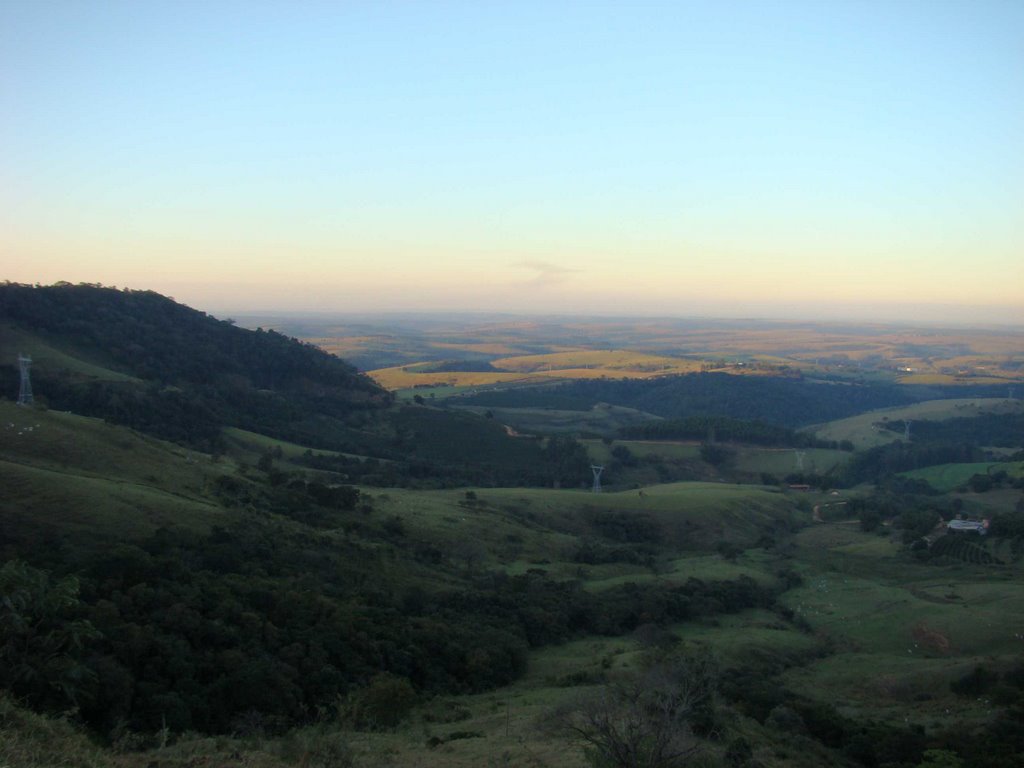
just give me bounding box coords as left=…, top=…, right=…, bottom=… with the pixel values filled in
left=17, top=355, right=33, bottom=406
left=591, top=465, right=604, bottom=493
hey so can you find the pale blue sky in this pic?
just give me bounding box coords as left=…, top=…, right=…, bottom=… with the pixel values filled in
left=2, top=1, right=1022, bottom=322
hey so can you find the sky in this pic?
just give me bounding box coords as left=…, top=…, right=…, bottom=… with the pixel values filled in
left=2, top=1, right=1022, bottom=324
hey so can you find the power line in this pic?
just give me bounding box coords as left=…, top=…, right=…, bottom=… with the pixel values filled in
left=17, top=355, right=33, bottom=406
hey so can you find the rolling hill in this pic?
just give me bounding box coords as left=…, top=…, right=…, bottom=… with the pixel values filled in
left=0, top=283, right=568, bottom=487
left=3, top=284, right=1024, bottom=767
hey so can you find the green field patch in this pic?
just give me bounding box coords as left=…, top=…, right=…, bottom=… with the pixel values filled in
left=808, top=398, right=1022, bottom=451
left=503, top=558, right=587, bottom=580
left=780, top=570, right=1024, bottom=659
left=362, top=487, right=579, bottom=568
left=520, top=635, right=641, bottom=686
left=582, top=550, right=776, bottom=593
left=794, top=522, right=883, bottom=550
left=830, top=532, right=901, bottom=557
left=582, top=570, right=661, bottom=592
left=365, top=483, right=803, bottom=581
left=222, top=426, right=373, bottom=464
left=733, top=446, right=850, bottom=476
left=902, top=461, right=1014, bottom=492
left=224, top=426, right=331, bottom=459
left=665, top=553, right=775, bottom=584
left=0, top=401, right=226, bottom=496
left=0, top=459, right=226, bottom=543
left=669, top=609, right=821, bottom=667
left=780, top=652, right=1002, bottom=726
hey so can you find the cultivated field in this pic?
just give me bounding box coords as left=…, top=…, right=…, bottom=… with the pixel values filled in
left=256, top=315, right=1024, bottom=391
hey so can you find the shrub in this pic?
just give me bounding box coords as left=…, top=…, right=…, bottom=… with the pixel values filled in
left=342, top=673, right=417, bottom=730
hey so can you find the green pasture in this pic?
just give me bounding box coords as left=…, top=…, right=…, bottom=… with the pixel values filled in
left=478, top=482, right=804, bottom=549
left=776, top=572, right=1024, bottom=657
left=0, top=460, right=226, bottom=544
left=807, top=397, right=1022, bottom=450
left=224, top=427, right=321, bottom=460
left=361, top=486, right=579, bottom=573
left=902, top=459, right=1024, bottom=492
left=902, top=462, right=1000, bottom=492
left=0, top=401, right=224, bottom=494
left=582, top=551, right=776, bottom=593
left=355, top=483, right=807, bottom=605
left=0, top=400, right=235, bottom=551
left=670, top=608, right=822, bottom=667
left=733, top=446, right=850, bottom=476
left=782, top=651, right=1007, bottom=728
left=776, top=517, right=1024, bottom=729
left=440, top=482, right=793, bottom=518
left=222, top=426, right=375, bottom=464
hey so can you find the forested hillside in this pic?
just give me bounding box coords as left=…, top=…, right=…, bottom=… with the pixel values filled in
left=0, top=284, right=565, bottom=486
left=451, top=374, right=914, bottom=427
left=0, top=283, right=387, bottom=451
left=619, top=415, right=839, bottom=448
left=452, top=374, right=1013, bottom=428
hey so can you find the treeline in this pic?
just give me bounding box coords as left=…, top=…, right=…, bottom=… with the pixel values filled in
left=842, top=441, right=986, bottom=486
left=409, top=359, right=497, bottom=373
left=619, top=415, right=841, bottom=448
left=453, top=373, right=919, bottom=427
left=293, top=428, right=593, bottom=489
left=881, top=412, right=1024, bottom=448
left=453, top=374, right=1014, bottom=429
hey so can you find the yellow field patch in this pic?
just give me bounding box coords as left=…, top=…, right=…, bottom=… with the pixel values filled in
left=428, top=341, right=525, bottom=355
left=367, top=367, right=548, bottom=390
left=491, top=349, right=695, bottom=373
left=897, top=373, right=1018, bottom=385
left=367, top=347, right=797, bottom=391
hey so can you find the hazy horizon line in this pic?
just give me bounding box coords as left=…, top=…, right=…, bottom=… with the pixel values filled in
left=220, top=307, right=1024, bottom=333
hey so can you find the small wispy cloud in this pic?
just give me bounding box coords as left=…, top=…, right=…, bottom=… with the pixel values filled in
left=513, top=261, right=580, bottom=288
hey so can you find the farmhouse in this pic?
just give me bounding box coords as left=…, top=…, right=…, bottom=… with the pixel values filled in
left=947, top=519, right=988, bottom=535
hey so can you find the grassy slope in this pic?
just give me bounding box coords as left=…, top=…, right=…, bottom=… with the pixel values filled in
left=0, top=398, right=815, bottom=767
left=0, top=401, right=229, bottom=551
left=3, top=395, right=1023, bottom=766
left=808, top=397, right=1023, bottom=450
left=778, top=522, right=1024, bottom=729
left=903, top=462, right=1003, bottom=492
